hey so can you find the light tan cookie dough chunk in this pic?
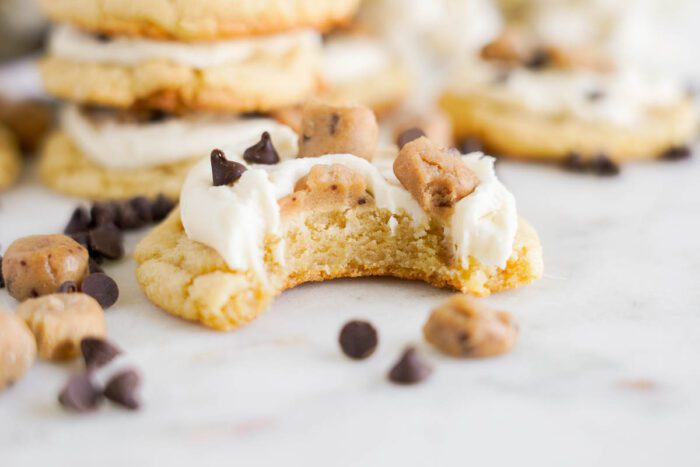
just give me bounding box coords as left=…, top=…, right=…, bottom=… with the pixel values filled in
left=0, top=125, right=20, bottom=190
left=0, top=310, right=37, bottom=390
left=2, top=234, right=89, bottom=302
left=39, top=132, right=194, bottom=200
left=298, top=101, right=379, bottom=161
left=17, top=294, right=106, bottom=361
left=39, top=0, right=362, bottom=41
left=423, top=295, right=518, bottom=358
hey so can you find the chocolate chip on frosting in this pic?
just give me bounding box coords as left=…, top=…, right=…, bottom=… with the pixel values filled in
left=243, top=132, right=280, bottom=165
left=339, top=320, right=378, bottom=360
left=388, top=347, right=433, bottom=385
left=397, top=128, right=426, bottom=150
left=211, top=149, right=248, bottom=187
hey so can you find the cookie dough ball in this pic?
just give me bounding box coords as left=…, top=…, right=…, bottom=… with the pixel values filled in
left=0, top=310, right=37, bottom=390
left=423, top=295, right=518, bottom=358
left=17, top=294, right=106, bottom=361
left=2, top=235, right=90, bottom=302
left=298, top=101, right=379, bottom=161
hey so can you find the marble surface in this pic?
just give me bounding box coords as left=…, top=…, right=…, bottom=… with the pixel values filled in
left=2, top=151, right=700, bottom=466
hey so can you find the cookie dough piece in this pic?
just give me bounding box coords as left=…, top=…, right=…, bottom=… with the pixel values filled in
left=39, top=0, right=361, bottom=41
left=17, top=294, right=106, bottom=361
left=2, top=235, right=89, bottom=302
left=298, top=101, right=379, bottom=161
left=0, top=126, right=20, bottom=190
left=41, top=26, right=322, bottom=113
left=39, top=132, right=195, bottom=200
left=423, top=295, right=518, bottom=358
left=0, top=310, right=37, bottom=390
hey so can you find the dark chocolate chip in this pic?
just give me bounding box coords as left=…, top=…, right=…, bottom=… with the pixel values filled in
left=129, top=196, right=153, bottom=224
left=81, top=337, right=121, bottom=369
left=243, top=132, right=280, bottom=165
left=81, top=273, right=119, bottom=309
left=88, top=258, right=104, bottom=274
left=69, top=232, right=89, bottom=250
left=57, top=281, right=78, bottom=294
left=388, top=347, right=433, bottom=385
left=94, top=33, right=112, bottom=43
left=148, top=110, right=169, bottom=123
left=660, top=145, right=692, bottom=161
left=562, top=152, right=588, bottom=172
left=0, top=255, right=4, bottom=289
left=459, top=136, right=484, bottom=154
left=339, top=320, right=378, bottom=360
left=104, top=369, right=141, bottom=410
left=64, top=207, right=91, bottom=234
left=114, top=201, right=145, bottom=230
left=59, top=373, right=102, bottom=412
left=525, top=48, right=551, bottom=70
left=90, top=202, right=118, bottom=228
left=151, top=194, right=175, bottom=222
left=88, top=226, right=124, bottom=260
left=329, top=114, right=341, bottom=135
left=591, top=154, right=620, bottom=176
left=587, top=89, right=606, bottom=102
left=397, top=128, right=426, bottom=149
left=211, top=149, right=248, bottom=186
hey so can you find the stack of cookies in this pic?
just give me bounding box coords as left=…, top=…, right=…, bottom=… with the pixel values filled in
left=36, top=0, right=361, bottom=200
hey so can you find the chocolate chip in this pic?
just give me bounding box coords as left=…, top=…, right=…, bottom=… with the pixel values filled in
left=88, top=258, right=104, bottom=274
left=587, top=89, right=606, bottom=102
left=64, top=207, right=91, bottom=234
left=94, top=33, right=112, bottom=43
left=459, top=136, right=483, bottom=154
left=388, top=347, right=433, bottom=385
left=397, top=128, right=426, bottom=149
left=339, top=320, right=378, bottom=360
left=148, top=110, right=169, bottom=123
left=243, top=132, right=280, bottom=165
left=562, top=152, right=587, bottom=172
left=88, top=226, right=124, bottom=260
left=660, top=145, right=692, bottom=161
left=114, top=201, right=145, bottom=230
left=151, top=194, right=175, bottom=222
left=90, top=202, right=118, bottom=228
left=104, top=369, right=141, bottom=410
left=81, top=337, right=121, bottom=369
left=81, top=273, right=119, bottom=309
left=0, top=255, right=4, bottom=289
left=59, top=373, right=102, bottom=412
left=57, top=281, right=78, bottom=294
left=591, top=154, right=620, bottom=176
left=525, top=48, right=551, bottom=70
left=211, top=149, right=248, bottom=186
left=129, top=196, right=153, bottom=224
left=329, top=114, right=341, bottom=135
left=69, top=231, right=89, bottom=249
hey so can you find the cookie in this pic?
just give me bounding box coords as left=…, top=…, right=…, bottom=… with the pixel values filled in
left=39, top=107, right=299, bottom=200
left=39, top=0, right=361, bottom=41
left=41, top=25, right=322, bottom=113
left=440, top=55, right=697, bottom=162
left=135, top=111, right=543, bottom=330
left=0, top=125, right=20, bottom=190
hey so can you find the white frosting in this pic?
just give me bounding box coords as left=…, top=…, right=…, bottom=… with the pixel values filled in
left=322, top=36, right=391, bottom=85
left=61, top=106, right=299, bottom=170
left=180, top=144, right=517, bottom=274
left=49, top=24, right=321, bottom=68
left=448, top=60, right=686, bottom=127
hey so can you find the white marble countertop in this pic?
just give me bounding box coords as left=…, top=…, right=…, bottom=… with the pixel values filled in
left=2, top=151, right=699, bottom=466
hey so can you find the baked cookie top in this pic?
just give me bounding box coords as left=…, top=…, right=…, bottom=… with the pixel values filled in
left=39, top=0, right=362, bottom=41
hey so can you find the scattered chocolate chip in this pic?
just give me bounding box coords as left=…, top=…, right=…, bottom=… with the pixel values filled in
left=459, top=137, right=484, bottom=154
left=151, top=194, right=175, bottom=222
left=94, top=33, right=112, bottom=43
left=59, top=373, right=102, bottom=412
left=57, top=281, right=78, bottom=294
left=81, top=337, right=121, bottom=369
left=243, top=132, right=280, bottom=165
left=0, top=255, right=4, bottom=289
left=525, top=48, right=551, bottom=70
left=88, top=258, right=104, bottom=274
left=90, top=202, right=118, bottom=228
left=64, top=207, right=91, bottom=234
left=660, top=145, right=692, bottom=161
left=88, top=226, right=124, bottom=260
left=397, top=128, right=426, bottom=150
left=591, top=154, right=620, bottom=176
left=81, top=273, right=119, bottom=309
left=114, top=201, right=145, bottom=230
left=587, top=89, right=606, bottom=102
left=129, top=196, right=153, bottom=224
left=339, top=320, right=378, bottom=360
left=148, top=110, right=169, bottom=123
left=211, top=149, right=248, bottom=186
left=68, top=231, right=89, bottom=249
left=329, top=114, right=341, bottom=135
left=388, top=347, right=433, bottom=385
left=104, top=369, right=141, bottom=410
left=562, top=152, right=587, bottom=172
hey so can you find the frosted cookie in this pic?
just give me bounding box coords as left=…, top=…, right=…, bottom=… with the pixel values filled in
left=135, top=105, right=543, bottom=330
left=39, top=0, right=361, bottom=41
left=440, top=34, right=697, bottom=162
left=39, top=106, right=298, bottom=200
left=0, top=125, right=20, bottom=190
left=41, top=25, right=322, bottom=113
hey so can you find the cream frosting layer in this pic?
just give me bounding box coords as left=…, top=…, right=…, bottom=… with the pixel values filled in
left=322, top=36, right=391, bottom=86
left=49, top=24, right=322, bottom=68
left=62, top=106, right=299, bottom=170
left=447, top=60, right=687, bottom=127
left=180, top=142, right=517, bottom=275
